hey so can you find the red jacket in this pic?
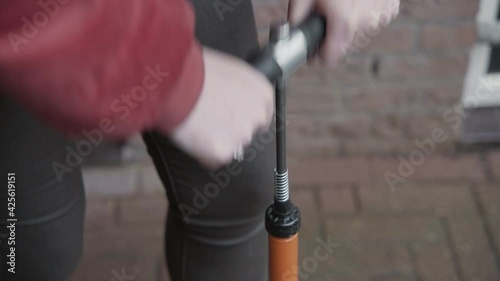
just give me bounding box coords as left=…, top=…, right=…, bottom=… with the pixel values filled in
left=0, top=0, right=204, bottom=138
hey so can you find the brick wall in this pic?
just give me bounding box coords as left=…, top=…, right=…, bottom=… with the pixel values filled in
left=252, top=0, right=481, bottom=158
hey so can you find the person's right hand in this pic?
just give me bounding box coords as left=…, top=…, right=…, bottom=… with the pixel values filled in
left=167, top=47, right=274, bottom=169
left=289, top=0, right=400, bottom=66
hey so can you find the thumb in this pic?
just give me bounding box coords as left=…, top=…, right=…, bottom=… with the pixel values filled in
left=288, top=0, right=315, bottom=25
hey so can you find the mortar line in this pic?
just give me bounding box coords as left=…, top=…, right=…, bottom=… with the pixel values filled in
left=440, top=217, right=465, bottom=281
left=479, top=152, right=494, bottom=182
left=114, top=198, right=121, bottom=227
left=470, top=183, right=500, bottom=277
left=312, top=185, right=328, bottom=238
left=350, top=184, right=362, bottom=213
left=404, top=242, right=423, bottom=281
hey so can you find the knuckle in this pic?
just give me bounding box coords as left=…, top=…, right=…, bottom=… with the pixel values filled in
left=216, top=143, right=233, bottom=163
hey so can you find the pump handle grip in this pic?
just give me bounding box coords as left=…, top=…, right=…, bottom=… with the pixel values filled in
left=248, top=13, right=326, bottom=82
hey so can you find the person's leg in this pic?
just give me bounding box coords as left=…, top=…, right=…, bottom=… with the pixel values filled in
left=0, top=95, right=85, bottom=281
left=143, top=2, right=276, bottom=280
left=143, top=128, right=275, bottom=281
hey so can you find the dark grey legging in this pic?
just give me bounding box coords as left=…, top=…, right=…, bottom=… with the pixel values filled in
left=0, top=1, right=275, bottom=280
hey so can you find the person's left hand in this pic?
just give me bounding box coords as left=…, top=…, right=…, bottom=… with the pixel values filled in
left=289, top=0, right=400, bottom=66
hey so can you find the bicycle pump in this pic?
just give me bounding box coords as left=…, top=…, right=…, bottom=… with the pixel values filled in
left=248, top=13, right=326, bottom=281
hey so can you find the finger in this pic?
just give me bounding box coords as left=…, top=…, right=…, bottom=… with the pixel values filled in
left=321, top=4, right=358, bottom=66
left=288, top=0, right=315, bottom=25
left=254, top=103, right=273, bottom=135
left=391, top=0, right=401, bottom=20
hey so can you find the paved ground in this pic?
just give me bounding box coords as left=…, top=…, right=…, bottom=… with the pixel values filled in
left=69, top=151, right=500, bottom=281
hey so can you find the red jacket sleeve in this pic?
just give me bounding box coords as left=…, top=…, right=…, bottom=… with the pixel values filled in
left=0, top=0, right=204, bottom=139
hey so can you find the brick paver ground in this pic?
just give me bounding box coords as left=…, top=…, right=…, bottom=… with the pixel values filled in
left=70, top=151, right=500, bottom=281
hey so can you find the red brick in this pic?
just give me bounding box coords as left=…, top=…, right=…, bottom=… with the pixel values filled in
left=296, top=234, right=341, bottom=280
left=405, top=114, right=448, bottom=138
left=420, top=22, right=477, bottom=50
left=490, top=217, right=500, bottom=257
left=412, top=242, right=457, bottom=281
left=448, top=217, right=500, bottom=281
left=291, top=189, right=321, bottom=240
left=85, top=198, right=117, bottom=231
left=324, top=242, right=415, bottom=280
left=287, top=111, right=371, bottom=157
left=477, top=184, right=500, bottom=217
left=359, top=183, right=476, bottom=217
left=118, top=196, right=167, bottom=226
left=400, top=0, right=480, bottom=20
left=488, top=216, right=500, bottom=260
left=342, top=137, right=418, bottom=156
left=82, top=165, right=139, bottom=197
left=319, top=186, right=355, bottom=214
left=76, top=254, right=157, bottom=281
left=404, top=114, right=459, bottom=142
left=78, top=229, right=163, bottom=280
left=342, top=81, right=463, bottom=112
left=488, top=151, right=500, bottom=180
left=83, top=228, right=163, bottom=256
left=370, top=155, right=486, bottom=185
left=341, top=84, right=410, bottom=112
left=417, top=81, right=464, bottom=106
left=477, top=184, right=500, bottom=255
left=289, top=157, right=371, bottom=185
left=289, top=58, right=325, bottom=85
left=287, top=115, right=342, bottom=157
left=326, top=217, right=445, bottom=242
left=372, top=113, right=406, bottom=138
left=328, top=114, right=372, bottom=138
left=326, top=216, right=457, bottom=280
left=287, top=84, right=338, bottom=114
left=378, top=53, right=469, bottom=81
left=366, top=23, right=416, bottom=53
left=291, top=189, right=323, bottom=261
left=325, top=55, right=372, bottom=85
left=288, top=132, right=341, bottom=158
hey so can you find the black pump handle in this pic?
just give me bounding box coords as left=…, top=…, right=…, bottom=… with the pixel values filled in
left=248, top=13, right=326, bottom=82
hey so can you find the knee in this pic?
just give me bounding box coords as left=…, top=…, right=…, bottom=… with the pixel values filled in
left=176, top=161, right=274, bottom=225
left=3, top=223, right=83, bottom=281
left=5, top=190, right=85, bottom=281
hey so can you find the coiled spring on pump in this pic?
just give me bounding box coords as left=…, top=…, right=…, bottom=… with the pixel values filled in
left=274, top=169, right=290, bottom=202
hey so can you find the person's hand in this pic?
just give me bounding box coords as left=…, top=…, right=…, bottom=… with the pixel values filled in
left=168, top=48, right=274, bottom=169
left=289, top=0, right=400, bottom=66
